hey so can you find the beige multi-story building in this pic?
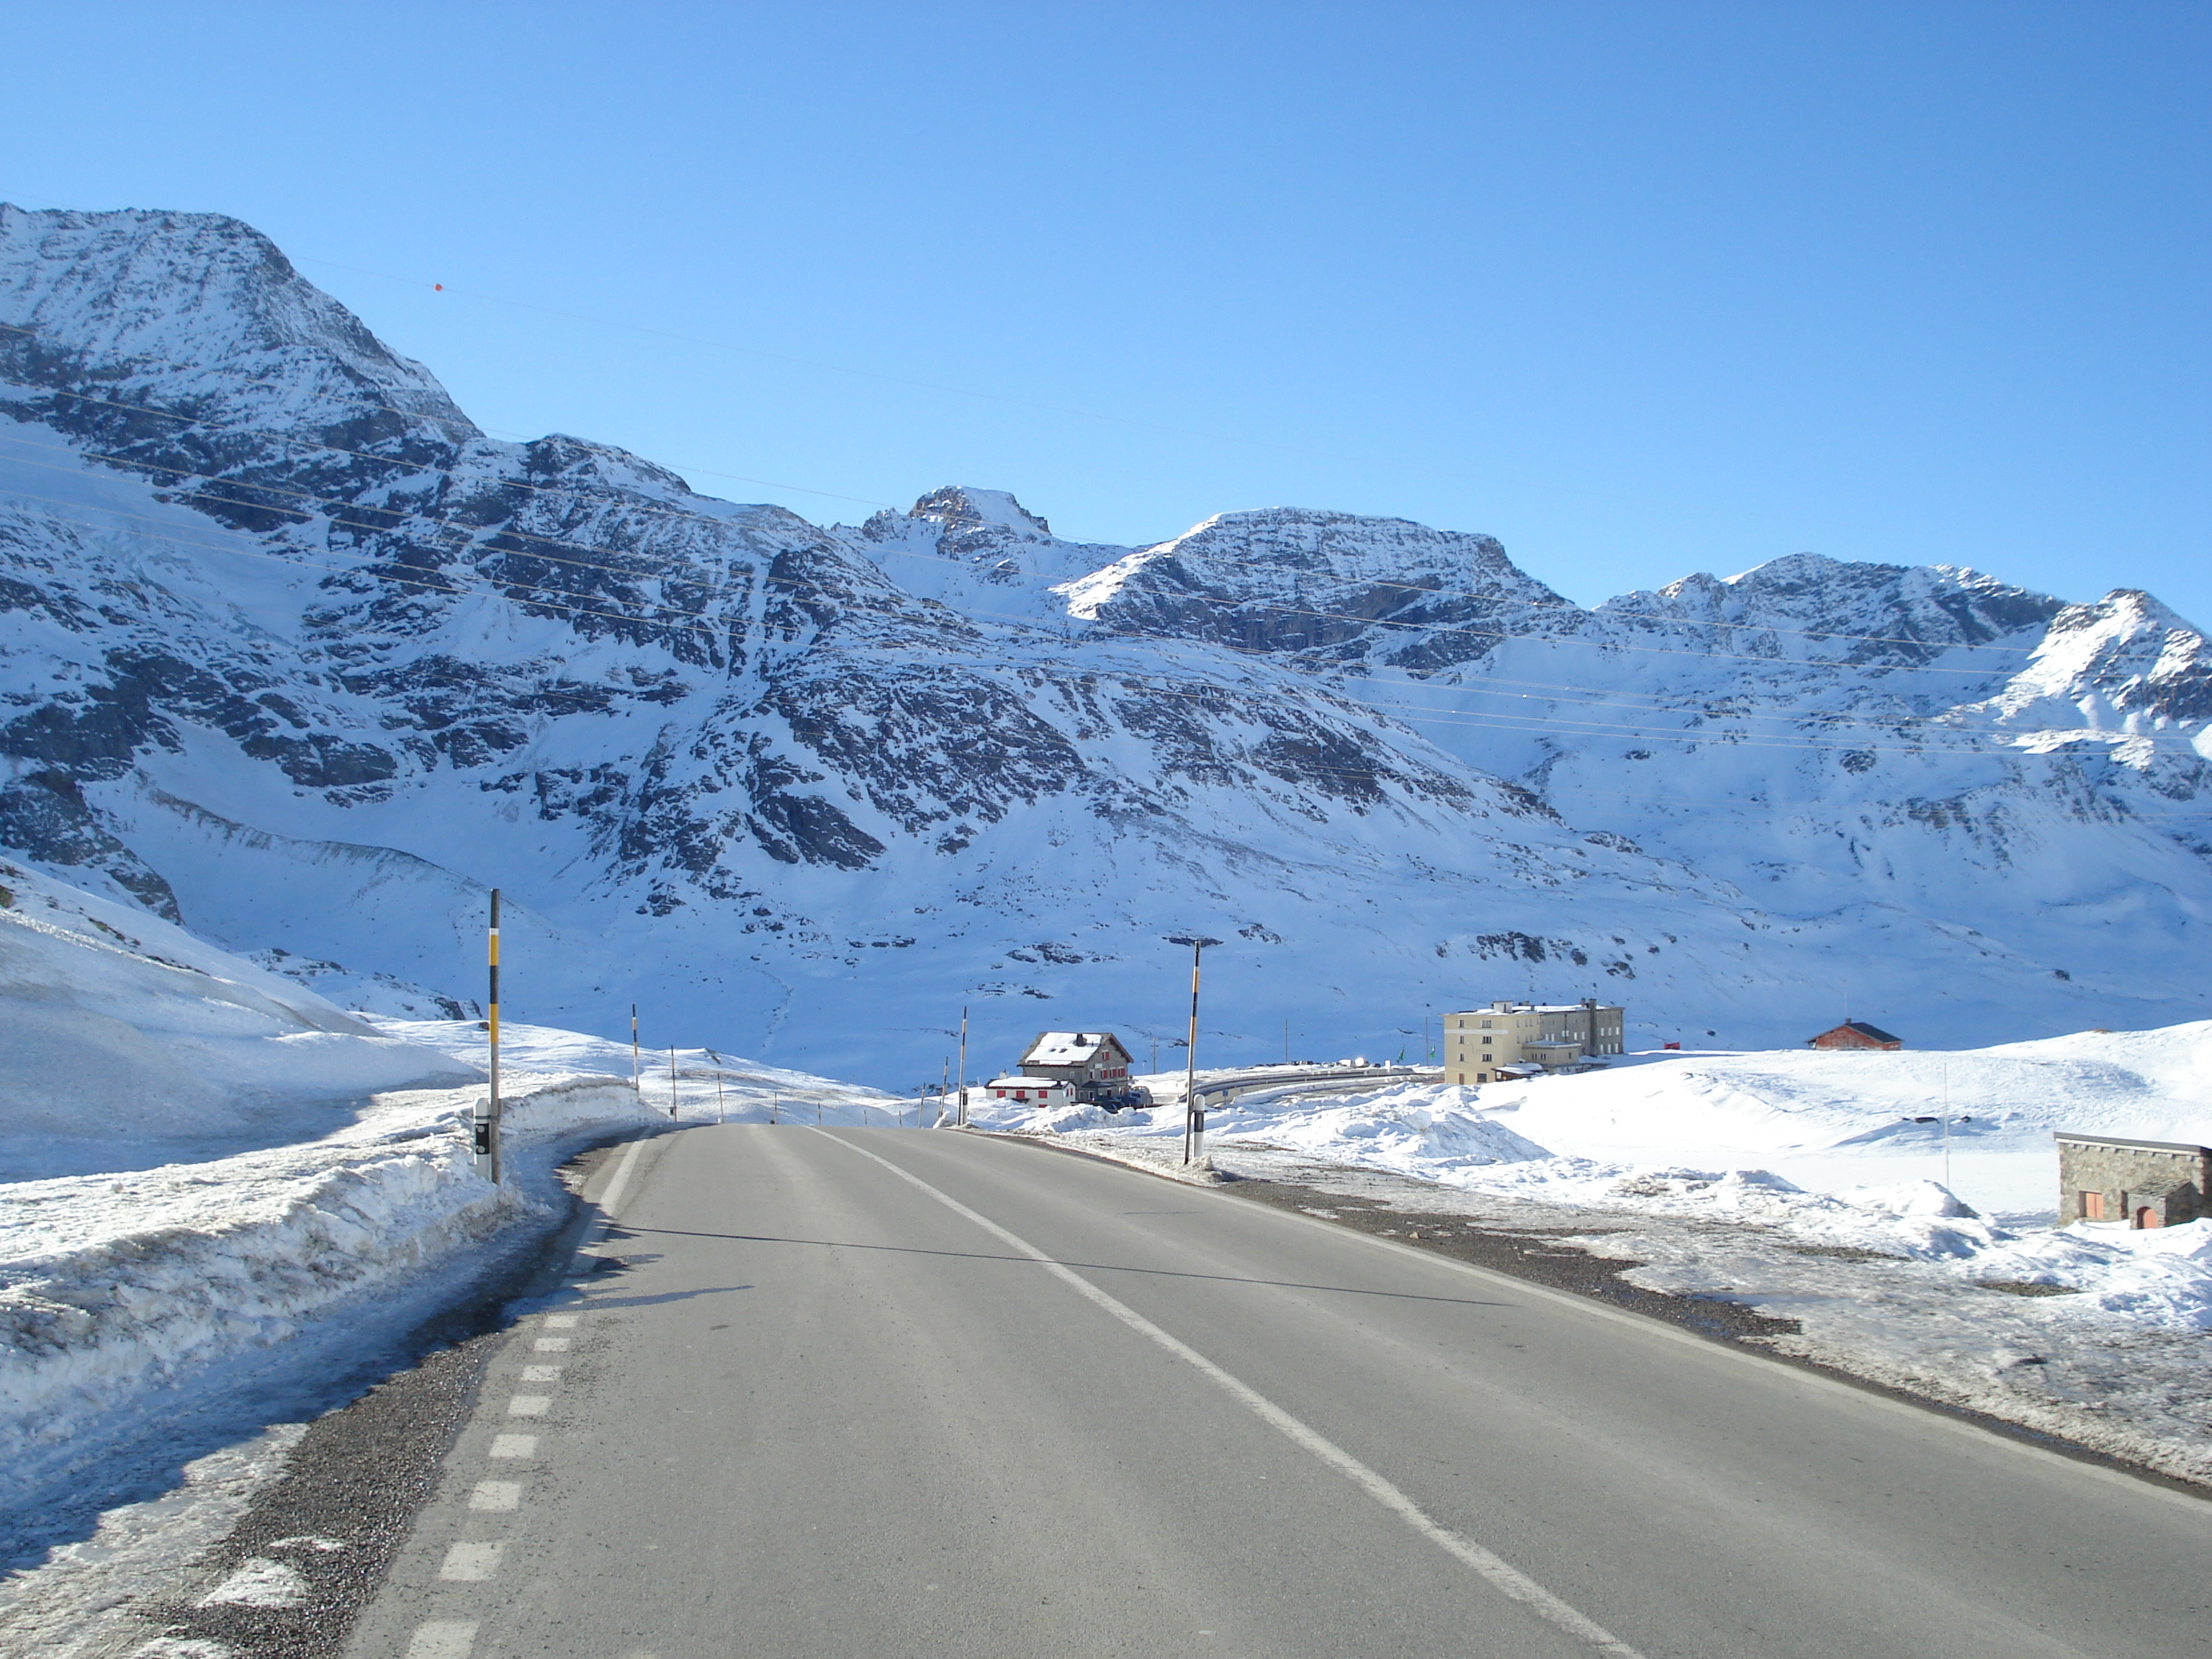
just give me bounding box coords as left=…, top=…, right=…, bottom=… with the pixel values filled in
left=1443, top=999, right=1625, bottom=1084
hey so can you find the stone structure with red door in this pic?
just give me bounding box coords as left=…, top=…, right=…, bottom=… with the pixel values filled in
left=2055, top=1132, right=2211, bottom=1228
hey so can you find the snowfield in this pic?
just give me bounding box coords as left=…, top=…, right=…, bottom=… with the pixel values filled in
left=0, top=858, right=480, bottom=1180
left=986, top=1031, right=2212, bottom=1329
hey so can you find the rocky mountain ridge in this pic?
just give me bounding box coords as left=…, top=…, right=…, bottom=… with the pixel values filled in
left=3, top=204, right=2208, bottom=1080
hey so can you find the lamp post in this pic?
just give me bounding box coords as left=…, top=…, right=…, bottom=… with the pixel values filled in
left=1166, top=935, right=1222, bottom=1165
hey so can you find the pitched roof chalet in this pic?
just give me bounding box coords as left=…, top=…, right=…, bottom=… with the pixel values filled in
left=1020, top=1030, right=1130, bottom=1066
left=1812, top=1020, right=1901, bottom=1045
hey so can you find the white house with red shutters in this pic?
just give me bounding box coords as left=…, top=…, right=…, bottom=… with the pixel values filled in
left=983, top=1075, right=1076, bottom=1110
left=1017, top=1031, right=1135, bottom=1102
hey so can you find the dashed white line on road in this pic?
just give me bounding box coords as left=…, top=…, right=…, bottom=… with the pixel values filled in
left=822, top=1129, right=1647, bottom=1659
left=507, top=1395, right=551, bottom=1416
left=534, top=1336, right=571, bottom=1352
left=521, top=1364, right=562, bottom=1382
left=469, top=1480, right=523, bottom=1512
left=439, top=1542, right=505, bottom=1582
left=544, top=1313, right=580, bottom=1329
left=488, top=1434, right=537, bottom=1459
left=404, top=1620, right=479, bottom=1658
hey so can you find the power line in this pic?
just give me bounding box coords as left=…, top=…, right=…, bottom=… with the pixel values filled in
left=8, top=487, right=2203, bottom=783
left=0, top=319, right=899, bottom=512
left=0, top=331, right=2082, bottom=661
left=1, top=370, right=2063, bottom=685
left=0, top=433, right=2081, bottom=749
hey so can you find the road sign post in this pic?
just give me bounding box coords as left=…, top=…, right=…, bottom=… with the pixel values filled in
left=475, top=889, right=503, bottom=1185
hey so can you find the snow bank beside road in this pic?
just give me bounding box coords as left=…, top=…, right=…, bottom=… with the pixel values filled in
left=0, top=1072, right=649, bottom=1515
left=0, top=865, right=660, bottom=1525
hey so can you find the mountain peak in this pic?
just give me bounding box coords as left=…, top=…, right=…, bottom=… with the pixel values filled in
left=904, top=485, right=1053, bottom=539
left=0, top=204, right=473, bottom=437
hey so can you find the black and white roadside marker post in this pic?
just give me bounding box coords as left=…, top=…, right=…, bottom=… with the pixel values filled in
left=1166, top=935, right=1221, bottom=1165
left=629, top=1004, right=642, bottom=1092
left=475, top=889, right=503, bottom=1186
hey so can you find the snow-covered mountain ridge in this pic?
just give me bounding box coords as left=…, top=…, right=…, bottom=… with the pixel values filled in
left=3, top=204, right=2208, bottom=1081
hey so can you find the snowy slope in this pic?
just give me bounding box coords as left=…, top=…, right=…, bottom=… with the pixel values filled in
left=0, top=856, right=475, bottom=1177
left=4, top=204, right=2211, bottom=1086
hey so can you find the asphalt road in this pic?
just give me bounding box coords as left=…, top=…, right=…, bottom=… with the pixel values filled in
left=345, top=1126, right=2211, bottom=1659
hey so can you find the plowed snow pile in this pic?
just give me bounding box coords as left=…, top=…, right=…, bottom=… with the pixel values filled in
left=998, top=1033, right=2212, bottom=1334
left=0, top=863, right=660, bottom=1529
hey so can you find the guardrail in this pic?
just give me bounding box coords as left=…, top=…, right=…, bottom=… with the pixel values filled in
left=1185, top=1066, right=1439, bottom=1109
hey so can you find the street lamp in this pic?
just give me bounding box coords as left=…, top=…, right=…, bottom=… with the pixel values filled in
left=1165, top=935, right=1221, bottom=1165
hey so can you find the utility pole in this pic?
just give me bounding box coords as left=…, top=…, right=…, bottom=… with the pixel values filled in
left=957, top=1005, right=970, bottom=1127
left=475, top=889, right=503, bottom=1185
left=1941, top=1061, right=1951, bottom=1190
left=1166, top=935, right=1221, bottom=1165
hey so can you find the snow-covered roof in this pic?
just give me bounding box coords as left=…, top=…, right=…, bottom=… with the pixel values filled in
left=1020, top=1030, right=1128, bottom=1066
left=984, top=1075, right=1069, bottom=1092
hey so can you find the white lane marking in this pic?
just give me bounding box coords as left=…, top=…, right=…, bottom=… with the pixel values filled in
left=520, top=1364, right=562, bottom=1382
left=544, top=1313, right=580, bottom=1330
left=404, top=1622, right=479, bottom=1659
left=439, top=1541, right=505, bottom=1582
left=507, top=1395, right=550, bottom=1417
left=597, top=1134, right=648, bottom=1215
left=488, top=1433, right=537, bottom=1459
left=978, top=1133, right=2212, bottom=1519
left=534, top=1336, right=571, bottom=1352
left=819, top=1130, right=1645, bottom=1658
left=469, top=1480, right=523, bottom=1512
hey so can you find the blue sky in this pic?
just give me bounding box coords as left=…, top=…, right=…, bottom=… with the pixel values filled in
left=6, top=1, right=2206, bottom=619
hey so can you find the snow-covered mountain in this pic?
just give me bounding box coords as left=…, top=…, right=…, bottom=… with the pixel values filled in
left=3, top=204, right=2208, bottom=1082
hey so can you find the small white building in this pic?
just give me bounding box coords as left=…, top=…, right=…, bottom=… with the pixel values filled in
left=984, top=1076, right=1076, bottom=1110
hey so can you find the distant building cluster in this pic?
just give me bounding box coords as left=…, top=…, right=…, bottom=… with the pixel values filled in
left=1442, top=999, right=1624, bottom=1086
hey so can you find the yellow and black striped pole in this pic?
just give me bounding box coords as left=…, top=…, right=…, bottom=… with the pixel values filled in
left=475, top=889, right=503, bottom=1185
